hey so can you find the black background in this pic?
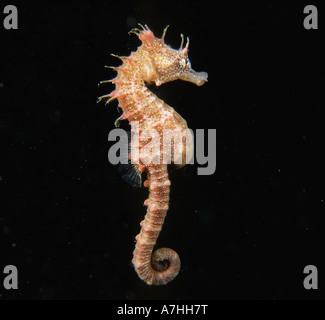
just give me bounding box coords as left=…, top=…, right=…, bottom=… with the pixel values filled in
left=0, top=1, right=324, bottom=300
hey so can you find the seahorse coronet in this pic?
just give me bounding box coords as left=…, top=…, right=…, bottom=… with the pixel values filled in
left=100, top=24, right=208, bottom=285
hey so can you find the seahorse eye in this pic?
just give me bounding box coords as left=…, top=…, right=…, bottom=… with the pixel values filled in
left=178, top=57, right=192, bottom=71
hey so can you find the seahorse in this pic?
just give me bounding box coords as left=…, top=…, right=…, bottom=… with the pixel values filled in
left=98, top=24, right=208, bottom=285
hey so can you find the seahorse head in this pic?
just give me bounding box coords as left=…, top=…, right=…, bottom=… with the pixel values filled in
left=133, top=24, right=208, bottom=87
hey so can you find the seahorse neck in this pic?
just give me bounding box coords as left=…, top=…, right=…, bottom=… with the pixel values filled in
left=115, top=64, right=164, bottom=124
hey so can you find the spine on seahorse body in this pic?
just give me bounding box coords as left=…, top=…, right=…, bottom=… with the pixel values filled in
left=99, top=24, right=208, bottom=285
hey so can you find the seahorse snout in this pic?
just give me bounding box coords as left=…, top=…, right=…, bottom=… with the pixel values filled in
left=179, top=69, right=208, bottom=86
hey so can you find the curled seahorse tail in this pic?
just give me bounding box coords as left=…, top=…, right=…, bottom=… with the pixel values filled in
left=132, top=164, right=181, bottom=285
left=151, top=248, right=181, bottom=285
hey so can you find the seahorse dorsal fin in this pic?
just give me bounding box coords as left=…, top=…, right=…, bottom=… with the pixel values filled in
left=118, top=163, right=142, bottom=188
left=117, top=131, right=142, bottom=188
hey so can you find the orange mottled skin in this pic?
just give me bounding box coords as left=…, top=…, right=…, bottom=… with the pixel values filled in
left=99, top=24, right=208, bottom=285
